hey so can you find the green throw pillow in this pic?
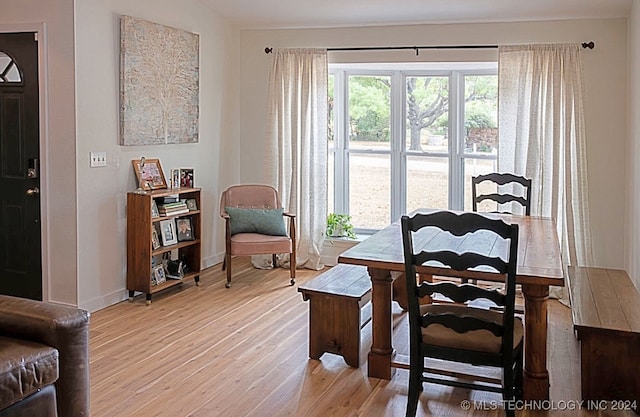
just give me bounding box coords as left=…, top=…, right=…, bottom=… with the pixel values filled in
left=225, top=206, right=287, bottom=236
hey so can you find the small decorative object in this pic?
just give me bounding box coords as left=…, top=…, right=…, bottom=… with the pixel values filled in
left=151, top=199, right=160, bottom=218
left=326, top=213, right=356, bottom=238
left=176, top=217, right=194, bottom=241
left=179, top=168, right=194, bottom=188
left=151, top=224, right=161, bottom=250
left=132, top=157, right=167, bottom=190
left=171, top=169, right=180, bottom=188
left=159, top=219, right=178, bottom=245
left=185, top=198, right=198, bottom=211
left=153, top=265, right=166, bottom=285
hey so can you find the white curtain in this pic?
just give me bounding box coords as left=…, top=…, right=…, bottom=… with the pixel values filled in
left=498, top=44, right=593, bottom=269
left=264, top=48, right=328, bottom=270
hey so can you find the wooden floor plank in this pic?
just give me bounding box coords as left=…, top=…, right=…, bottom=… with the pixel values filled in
left=90, top=258, right=636, bottom=417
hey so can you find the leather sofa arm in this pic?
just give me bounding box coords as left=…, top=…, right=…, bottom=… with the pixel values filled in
left=0, top=295, right=90, bottom=417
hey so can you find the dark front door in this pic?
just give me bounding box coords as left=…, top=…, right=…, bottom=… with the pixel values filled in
left=0, top=32, right=41, bottom=300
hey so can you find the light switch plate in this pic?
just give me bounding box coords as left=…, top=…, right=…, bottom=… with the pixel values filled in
left=90, top=152, right=107, bottom=167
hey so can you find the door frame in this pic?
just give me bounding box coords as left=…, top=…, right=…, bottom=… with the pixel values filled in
left=1, top=23, right=50, bottom=301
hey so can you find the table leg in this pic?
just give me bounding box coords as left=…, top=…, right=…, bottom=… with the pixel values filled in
left=522, top=283, right=550, bottom=400
left=392, top=272, right=407, bottom=310
left=367, top=267, right=395, bottom=380
left=392, top=272, right=432, bottom=310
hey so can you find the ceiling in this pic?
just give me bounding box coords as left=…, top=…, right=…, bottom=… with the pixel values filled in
left=201, top=0, right=632, bottom=30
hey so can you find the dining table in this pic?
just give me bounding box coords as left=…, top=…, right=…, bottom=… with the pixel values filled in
left=337, top=209, right=564, bottom=400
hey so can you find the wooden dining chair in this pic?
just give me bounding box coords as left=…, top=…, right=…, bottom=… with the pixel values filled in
left=401, top=211, right=523, bottom=417
left=472, top=172, right=532, bottom=216
left=220, top=184, right=296, bottom=288
left=467, top=172, right=531, bottom=287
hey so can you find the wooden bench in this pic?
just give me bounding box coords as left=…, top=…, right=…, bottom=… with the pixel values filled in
left=298, top=264, right=372, bottom=367
left=567, top=266, right=640, bottom=408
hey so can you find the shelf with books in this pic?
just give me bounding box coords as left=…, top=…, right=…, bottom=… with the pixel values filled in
left=126, top=187, right=201, bottom=304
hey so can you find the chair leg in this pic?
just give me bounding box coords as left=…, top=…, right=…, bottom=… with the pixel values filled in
left=405, top=366, right=421, bottom=417
left=503, top=369, right=515, bottom=417
left=225, top=253, right=232, bottom=288
left=289, top=253, right=296, bottom=286
left=514, top=348, right=524, bottom=400
left=503, top=350, right=521, bottom=417
left=221, top=257, right=226, bottom=271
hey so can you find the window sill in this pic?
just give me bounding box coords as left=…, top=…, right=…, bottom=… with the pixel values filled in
left=321, top=235, right=362, bottom=266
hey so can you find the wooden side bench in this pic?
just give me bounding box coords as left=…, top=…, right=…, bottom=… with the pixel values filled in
left=567, top=266, right=640, bottom=407
left=298, top=264, right=372, bottom=367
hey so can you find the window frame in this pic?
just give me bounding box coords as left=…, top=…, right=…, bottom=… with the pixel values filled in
left=329, top=63, right=498, bottom=234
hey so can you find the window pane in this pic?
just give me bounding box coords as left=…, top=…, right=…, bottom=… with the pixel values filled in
left=464, top=75, right=498, bottom=155
left=407, top=155, right=449, bottom=212
left=349, top=75, right=390, bottom=151
left=405, top=76, right=449, bottom=152
left=463, top=158, right=498, bottom=211
left=0, top=52, right=22, bottom=83
left=349, top=154, right=389, bottom=229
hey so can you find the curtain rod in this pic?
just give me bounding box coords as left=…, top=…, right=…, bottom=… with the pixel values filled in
left=264, top=41, right=595, bottom=55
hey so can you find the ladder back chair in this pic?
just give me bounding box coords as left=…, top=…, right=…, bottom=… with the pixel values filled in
left=401, top=211, right=523, bottom=417
left=472, top=172, right=532, bottom=216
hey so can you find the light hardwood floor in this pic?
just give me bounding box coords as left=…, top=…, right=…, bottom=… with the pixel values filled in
left=90, top=259, right=634, bottom=417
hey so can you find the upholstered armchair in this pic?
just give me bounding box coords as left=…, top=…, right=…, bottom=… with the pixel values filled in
left=220, top=184, right=296, bottom=288
left=0, top=295, right=90, bottom=417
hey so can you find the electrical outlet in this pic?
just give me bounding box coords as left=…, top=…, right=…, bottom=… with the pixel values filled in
left=90, top=152, right=107, bottom=168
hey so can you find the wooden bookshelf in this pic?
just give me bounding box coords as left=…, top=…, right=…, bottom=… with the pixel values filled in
left=126, top=187, right=201, bottom=304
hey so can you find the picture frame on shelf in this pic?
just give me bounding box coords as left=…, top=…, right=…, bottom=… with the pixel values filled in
left=151, top=224, right=161, bottom=250
left=153, top=265, right=166, bottom=285
left=185, top=198, right=198, bottom=211
left=171, top=169, right=180, bottom=188
left=132, top=158, right=167, bottom=191
left=151, top=199, right=160, bottom=218
left=176, top=217, right=195, bottom=242
left=159, top=219, right=178, bottom=246
left=179, top=168, right=194, bottom=188
left=165, top=259, right=184, bottom=280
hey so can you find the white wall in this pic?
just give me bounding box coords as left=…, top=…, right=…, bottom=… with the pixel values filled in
left=627, top=1, right=640, bottom=289
left=74, top=0, right=240, bottom=311
left=1, top=0, right=79, bottom=306
left=240, top=18, right=629, bottom=270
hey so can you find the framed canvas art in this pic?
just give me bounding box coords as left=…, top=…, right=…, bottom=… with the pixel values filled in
left=120, top=15, right=200, bottom=145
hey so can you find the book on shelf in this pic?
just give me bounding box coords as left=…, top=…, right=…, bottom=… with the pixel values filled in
left=159, top=202, right=187, bottom=209
left=159, top=209, right=190, bottom=217
left=162, top=195, right=180, bottom=204
left=158, top=201, right=189, bottom=216
left=159, top=208, right=190, bottom=216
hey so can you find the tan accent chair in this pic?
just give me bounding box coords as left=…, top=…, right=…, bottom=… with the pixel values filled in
left=220, top=184, right=296, bottom=288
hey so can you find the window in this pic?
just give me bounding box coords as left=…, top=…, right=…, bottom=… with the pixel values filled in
left=328, top=63, right=498, bottom=233
left=0, top=51, right=22, bottom=83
